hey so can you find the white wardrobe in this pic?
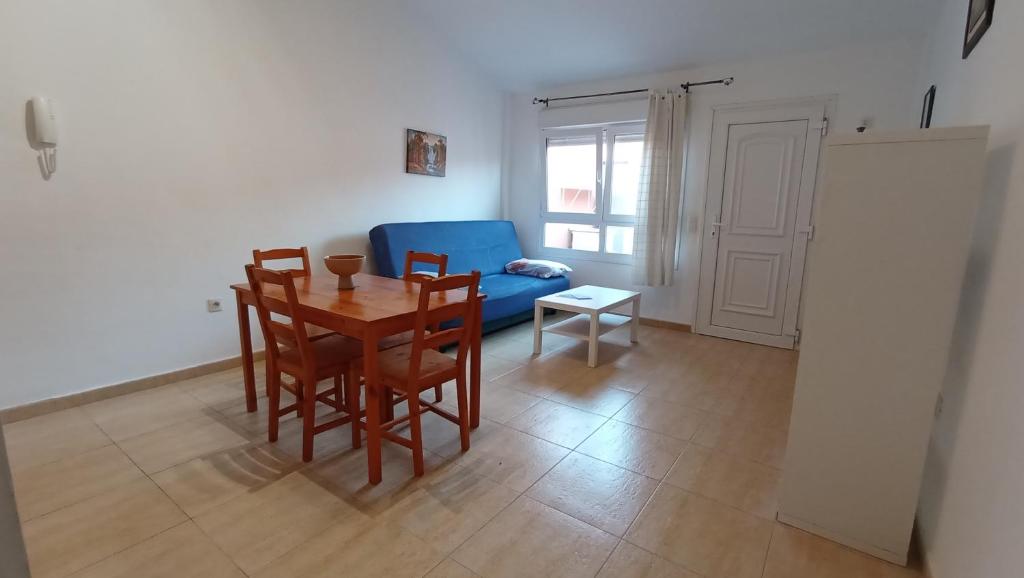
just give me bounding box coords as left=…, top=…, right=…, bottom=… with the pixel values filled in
left=779, top=126, right=989, bottom=565
left=0, top=426, right=30, bottom=578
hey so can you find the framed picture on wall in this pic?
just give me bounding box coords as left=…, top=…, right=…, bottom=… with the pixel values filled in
left=406, top=129, right=447, bottom=177
left=962, top=0, right=995, bottom=59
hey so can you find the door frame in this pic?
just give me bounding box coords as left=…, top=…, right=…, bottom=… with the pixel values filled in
left=695, top=96, right=835, bottom=348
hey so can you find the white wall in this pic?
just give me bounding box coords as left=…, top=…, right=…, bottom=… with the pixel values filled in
left=0, top=0, right=503, bottom=409
left=913, top=1, right=1024, bottom=577
left=505, top=39, right=923, bottom=325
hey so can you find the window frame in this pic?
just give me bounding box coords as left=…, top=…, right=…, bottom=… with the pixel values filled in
left=539, top=122, right=645, bottom=264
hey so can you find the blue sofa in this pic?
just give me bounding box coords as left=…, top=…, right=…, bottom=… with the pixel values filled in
left=369, top=220, right=570, bottom=331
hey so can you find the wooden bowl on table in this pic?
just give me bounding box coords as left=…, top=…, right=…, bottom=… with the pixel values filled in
left=324, top=254, right=365, bottom=289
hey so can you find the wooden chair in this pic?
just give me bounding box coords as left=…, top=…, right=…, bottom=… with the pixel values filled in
left=245, top=264, right=363, bottom=461
left=403, top=250, right=448, bottom=281
left=388, top=251, right=450, bottom=402
left=372, top=250, right=453, bottom=403
left=376, top=251, right=449, bottom=352
left=252, top=247, right=313, bottom=277
left=360, top=271, right=481, bottom=477
left=252, top=247, right=334, bottom=341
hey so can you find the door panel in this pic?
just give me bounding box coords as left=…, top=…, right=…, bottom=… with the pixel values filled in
left=719, top=250, right=780, bottom=316
left=729, top=136, right=793, bottom=236
left=709, top=120, right=807, bottom=337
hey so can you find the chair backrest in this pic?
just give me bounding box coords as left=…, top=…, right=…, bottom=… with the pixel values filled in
left=403, top=251, right=449, bottom=282
left=245, top=264, right=315, bottom=373
left=408, top=271, right=481, bottom=383
left=252, top=247, right=312, bottom=278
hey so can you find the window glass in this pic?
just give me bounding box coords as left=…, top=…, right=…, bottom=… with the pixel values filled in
left=543, top=223, right=600, bottom=252
left=606, top=225, right=635, bottom=255
left=609, top=133, right=644, bottom=216
left=546, top=136, right=597, bottom=214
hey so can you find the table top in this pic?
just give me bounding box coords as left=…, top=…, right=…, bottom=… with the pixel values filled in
left=536, top=284, right=640, bottom=313
left=232, top=273, right=477, bottom=326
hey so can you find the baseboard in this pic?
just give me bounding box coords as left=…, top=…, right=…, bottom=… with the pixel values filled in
left=639, top=317, right=692, bottom=333
left=2, top=318, right=689, bottom=424
left=776, top=513, right=908, bottom=566
left=0, top=351, right=265, bottom=425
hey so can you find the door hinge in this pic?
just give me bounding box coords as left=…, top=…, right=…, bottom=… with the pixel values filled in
left=820, top=117, right=829, bottom=136
left=798, top=224, right=815, bottom=240
left=794, top=328, right=802, bottom=344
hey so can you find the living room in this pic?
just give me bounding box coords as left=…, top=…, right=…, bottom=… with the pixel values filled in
left=1, top=1, right=1021, bottom=577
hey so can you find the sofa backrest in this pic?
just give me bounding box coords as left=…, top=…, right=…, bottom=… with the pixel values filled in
left=369, top=220, right=524, bottom=278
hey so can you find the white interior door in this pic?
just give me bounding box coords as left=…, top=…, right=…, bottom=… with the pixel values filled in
left=696, top=101, right=827, bottom=348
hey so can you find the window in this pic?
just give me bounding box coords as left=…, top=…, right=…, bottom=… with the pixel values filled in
left=541, top=123, right=645, bottom=261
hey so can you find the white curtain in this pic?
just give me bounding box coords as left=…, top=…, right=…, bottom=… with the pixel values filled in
left=632, top=90, right=688, bottom=286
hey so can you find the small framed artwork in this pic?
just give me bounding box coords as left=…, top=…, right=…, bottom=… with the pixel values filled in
left=406, top=129, right=447, bottom=177
left=921, top=85, right=936, bottom=129
left=962, top=0, right=994, bottom=59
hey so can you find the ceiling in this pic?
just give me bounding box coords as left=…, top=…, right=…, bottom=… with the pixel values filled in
left=399, top=0, right=934, bottom=90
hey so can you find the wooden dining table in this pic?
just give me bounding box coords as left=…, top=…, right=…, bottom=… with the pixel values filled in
left=230, top=272, right=484, bottom=483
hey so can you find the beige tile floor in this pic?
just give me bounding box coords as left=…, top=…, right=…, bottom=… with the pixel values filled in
left=2, top=321, right=925, bottom=578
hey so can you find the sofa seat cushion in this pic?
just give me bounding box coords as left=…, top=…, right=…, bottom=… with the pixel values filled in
left=478, top=273, right=570, bottom=323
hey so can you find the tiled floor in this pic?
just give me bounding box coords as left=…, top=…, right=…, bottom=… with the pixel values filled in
left=2, top=321, right=925, bottom=578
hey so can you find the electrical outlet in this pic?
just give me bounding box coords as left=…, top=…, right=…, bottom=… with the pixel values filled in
left=207, top=299, right=223, bottom=313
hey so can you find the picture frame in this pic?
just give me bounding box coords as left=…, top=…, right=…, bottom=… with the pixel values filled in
left=962, top=0, right=994, bottom=59
left=405, top=129, right=447, bottom=177
left=920, top=85, right=936, bottom=129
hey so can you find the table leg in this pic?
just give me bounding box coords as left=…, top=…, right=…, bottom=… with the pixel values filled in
left=470, top=296, right=483, bottom=429
left=235, top=288, right=257, bottom=413
left=533, top=302, right=543, bottom=355
left=363, top=327, right=383, bottom=484
left=588, top=311, right=600, bottom=368
left=631, top=295, right=641, bottom=344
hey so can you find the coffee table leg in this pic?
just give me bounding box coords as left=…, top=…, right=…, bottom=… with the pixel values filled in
left=631, top=295, right=641, bottom=344
left=533, top=302, right=543, bottom=355
left=588, top=311, right=600, bottom=368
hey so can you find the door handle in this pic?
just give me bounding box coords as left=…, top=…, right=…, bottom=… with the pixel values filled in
left=710, top=221, right=725, bottom=237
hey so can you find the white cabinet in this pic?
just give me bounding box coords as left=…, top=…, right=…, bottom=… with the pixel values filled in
left=0, top=426, right=30, bottom=577
left=779, top=126, right=989, bottom=565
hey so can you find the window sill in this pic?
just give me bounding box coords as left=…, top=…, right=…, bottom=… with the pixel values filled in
left=536, top=248, right=633, bottom=266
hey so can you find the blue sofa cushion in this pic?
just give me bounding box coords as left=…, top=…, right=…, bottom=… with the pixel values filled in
left=369, top=220, right=523, bottom=278
left=478, top=273, right=570, bottom=323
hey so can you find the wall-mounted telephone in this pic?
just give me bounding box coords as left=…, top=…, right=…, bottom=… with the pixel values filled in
left=31, top=96, right=58, bottom=177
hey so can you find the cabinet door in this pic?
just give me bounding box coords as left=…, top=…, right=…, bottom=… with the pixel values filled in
left=780, top=128, right=988, bottom=565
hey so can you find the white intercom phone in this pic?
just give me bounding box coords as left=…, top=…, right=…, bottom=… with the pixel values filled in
left=31, top=96, right=58, bottom=176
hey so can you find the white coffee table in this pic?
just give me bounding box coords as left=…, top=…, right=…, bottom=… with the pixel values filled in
left=533, top=285, right=641, bottom=367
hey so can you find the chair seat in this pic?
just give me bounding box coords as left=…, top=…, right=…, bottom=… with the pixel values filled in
left=377, top=330, right=414, bottom=350
left=306, top=324, right=335, bottom=340
left=375, top=345, right=456, bottom=387
left=279, top=334, right=363, bottom=377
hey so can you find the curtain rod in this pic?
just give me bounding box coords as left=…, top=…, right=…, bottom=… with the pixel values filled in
left=532, top=76, right=733, bottom=106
